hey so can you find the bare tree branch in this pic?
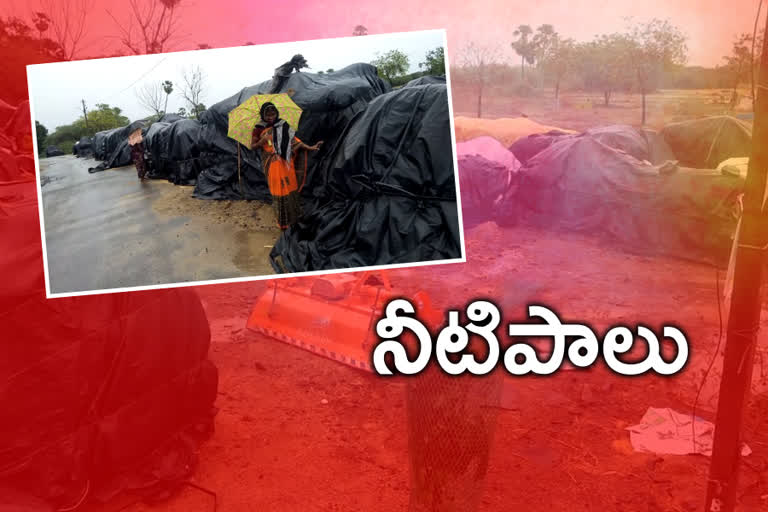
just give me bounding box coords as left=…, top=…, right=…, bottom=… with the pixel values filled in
left=107, top=0, right=182, bottom=55
left=136, top=81, right=165, bottom=117
left=459, top=42, right=501, bottom=118
left=37, top=0, right=94, bottom=60
left=181, top=65, right=206, bottom=118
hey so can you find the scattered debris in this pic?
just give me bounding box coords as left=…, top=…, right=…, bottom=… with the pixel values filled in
left=626, top=407, right=751, bottom=457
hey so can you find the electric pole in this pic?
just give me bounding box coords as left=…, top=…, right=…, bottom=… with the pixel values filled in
left=703, top=11, right=768, bottom=512
left=81, top=99, right=89, bottom=131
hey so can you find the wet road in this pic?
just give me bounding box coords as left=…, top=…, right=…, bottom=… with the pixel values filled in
left=40, top=156, right=277, bottom=295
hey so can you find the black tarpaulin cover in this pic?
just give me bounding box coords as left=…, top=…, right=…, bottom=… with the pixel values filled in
left=509, top=125, right=677, bottom=167
left=44, top=146, right=64, bottom=157
left=193, top=63, right=390, bottom=201
left=403, top=75, right=446, bottom=88
left=508, top=130, right=573, bottom=166
left=88, top=139, right=133, bottom=174
left=269, top=83, right=461, bottom=273
left=458, top=155, right=516, bottom=229
left=144, top=121, right=172, bottom=180
left=101, top=120, right=145, bottom=164
left=74, top=136, right=94, bottom=158
left=0, top=182, right=218, bottom=507
left=496, top=134, right=745, bottom=266
left=92, top=128, right=119, bottom=160
left=144, top=120, right=203, bottom=184
left=661, top=116, right=752, bottom=168
left=157, top=113, right=183, bottom=124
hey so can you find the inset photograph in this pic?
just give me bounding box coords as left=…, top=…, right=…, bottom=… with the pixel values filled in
left=28, top=29, right=463, bottom=297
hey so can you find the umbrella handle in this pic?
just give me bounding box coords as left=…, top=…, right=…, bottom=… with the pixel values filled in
left=237, top=144, right=243, bottom=197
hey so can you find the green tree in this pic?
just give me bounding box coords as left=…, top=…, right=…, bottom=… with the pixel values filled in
left=511, top=24, right=535, bottom=81
left=353, top=25, right=368, bottom=36
left=35, top=121, right=48, bottom=155
left=0, top=16, right=64, bottom=103
left=540, top=36, right=577, bottom=108
left=419, top=46, right=445, bottom=76
left=326, top=68, right=335, bottom=73
left=177, top=106, right=187, bottom=117
left=532, top=24, right=558, bottom=87
left=723, top=33, right=755, bottom=109
left=371, top=49, right=410, bottom=83
left=191, top=103, right=206, bottom=118
left=579, top=34, right=634, bottom=106
left=47, top=103, right=129, bottom=151
left=32, top=12, right=50, bottom=40
left=625, top=18, right=688, bottom=125
left=87, top=103, right=130, bottom=132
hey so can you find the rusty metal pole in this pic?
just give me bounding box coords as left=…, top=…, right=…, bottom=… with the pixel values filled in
left=703, top=12, right=768, bottom=512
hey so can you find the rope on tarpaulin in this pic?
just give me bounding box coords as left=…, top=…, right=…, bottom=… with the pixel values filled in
left=349, top=174, right=454, bottom=207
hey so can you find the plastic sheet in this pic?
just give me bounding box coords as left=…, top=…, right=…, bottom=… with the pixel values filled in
left=270, top=83, right=461, bottom=272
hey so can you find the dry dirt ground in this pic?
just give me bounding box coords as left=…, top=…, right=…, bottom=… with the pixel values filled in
left=88, top=221, right=768, bottom=512
left=86, top=89, right=768, bottom=511
left=451, top=86, right=752, bottom=132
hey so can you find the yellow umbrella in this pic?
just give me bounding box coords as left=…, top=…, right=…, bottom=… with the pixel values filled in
left=227, top=93, right=303, bottom=147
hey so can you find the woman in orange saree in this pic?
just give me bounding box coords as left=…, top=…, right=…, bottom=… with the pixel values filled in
left=251, top=102, right=322, bottom=230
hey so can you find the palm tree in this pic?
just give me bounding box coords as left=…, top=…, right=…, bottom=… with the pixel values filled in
left=512, top=25, right=534, bottom=81
left=162, top=80, right=173, bottom=115
left=533, top=24, right=558, bottom=87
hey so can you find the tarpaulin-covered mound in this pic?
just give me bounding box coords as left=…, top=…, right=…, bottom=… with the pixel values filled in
left=661, top=116, right=752, bottom=168
left=403, top=75, right=446, bottom=87
left=144, top=119, right=203, bottom=185
left=88, top=138, right=133, bottom=174
left=0, top=98, right=15, bottom=127
left=0, top=101, right=35, bottom=182
left=496, top=135, right=745, bottom=266
left=157, top=113, right=183, bottom=124
left=3, top=100, right=31, bottom=152
left=454, top=116, right=576, bottom=147
left=194, top=63, right=390, bottom=202
left=91, top=121, right=142, bottom=165
left=510, top=125, right=677, bottom=167
left=270, top=83, right=461, bottom=272
left=508, top=130, right=573, bottom=166
left=74, top=135, right=94, bottom=158
left=0, top=176, right=218, bottom=509
left=44, top=145, right=64, bottom=157
left=457, top=136, right=521, bottom=170
left=91, top=128, right=114, bottom=160
left=456, top=136, right=521, bottom=228
left=459, top=155, right=518, bottom=229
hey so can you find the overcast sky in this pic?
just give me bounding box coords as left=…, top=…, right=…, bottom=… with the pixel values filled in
left=20, top=0, right=764, bottom=129
left=27, top=30, right=445, bottom=130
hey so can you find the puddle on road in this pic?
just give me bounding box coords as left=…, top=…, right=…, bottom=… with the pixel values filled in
left=40, top=175, right=64, bottom=187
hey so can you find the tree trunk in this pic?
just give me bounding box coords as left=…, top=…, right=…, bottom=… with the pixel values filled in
left=555, top=81, right=560, bottom=111
left=521, top=57, right=525, bottom=81
left=477, top=81, right=483, bottom=118
left=732, top=63, right=743, bottom=111
left=604, top=91, right=610, bottom=106
left=641, top=91, right=647, bottom=126
left=81, top=100, right=89, bottom=131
